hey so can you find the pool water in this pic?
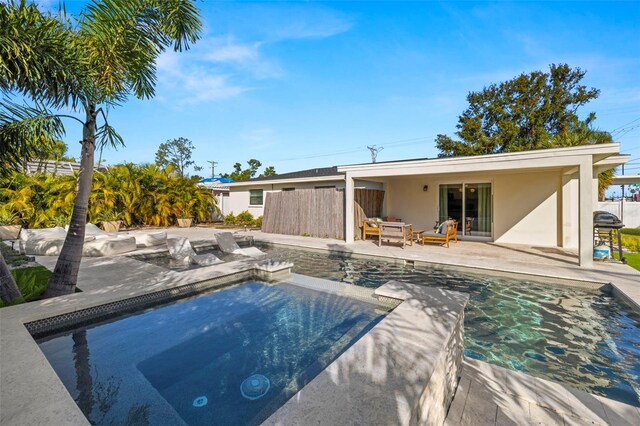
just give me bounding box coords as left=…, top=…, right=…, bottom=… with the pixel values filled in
left=261, top=244, right=640, bottom=407
left=37, top=282, right=386, bottom=425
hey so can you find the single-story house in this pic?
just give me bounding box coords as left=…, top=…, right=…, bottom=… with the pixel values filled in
left=227, top=144, right=629, bottom=267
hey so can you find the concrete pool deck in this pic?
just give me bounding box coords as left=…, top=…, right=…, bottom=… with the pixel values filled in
left=2, top=226, right=639, bottom=425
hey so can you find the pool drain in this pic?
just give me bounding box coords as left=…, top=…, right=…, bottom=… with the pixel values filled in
left=240, top=374, right=270, bottom=400
left=193, top=396, right=208, bottom=407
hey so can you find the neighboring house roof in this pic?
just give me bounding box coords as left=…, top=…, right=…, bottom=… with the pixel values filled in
left=21, top=160, right=82, bottom=176
left=199, top=177, right=234, bottom=184
left=198, top=177, right=232, bottom=191
left=248, top=166, right=343, bottom=182
left=227, top=167, right=345, bottom=187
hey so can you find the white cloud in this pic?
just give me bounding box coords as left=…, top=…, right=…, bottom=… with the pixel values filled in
left=203, top=37, right=261, bottom=63
left=154, top=5, right=354, bottom=107
left=156, top=50, right=249, bottom=106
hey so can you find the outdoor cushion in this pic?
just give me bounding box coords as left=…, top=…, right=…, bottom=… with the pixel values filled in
left=127, top=230, right=167, bottom=247
left=82, top=235, right=136, bottom=257
left=19, top=227, right=66, bottom=254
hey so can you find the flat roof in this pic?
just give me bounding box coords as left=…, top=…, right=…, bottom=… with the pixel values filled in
left=612, top=175, right=640, bottom=186
left=228, top=144, right=626, bottom=187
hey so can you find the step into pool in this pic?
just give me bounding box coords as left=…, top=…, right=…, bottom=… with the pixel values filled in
left=36, top=281, right=389, bottom=425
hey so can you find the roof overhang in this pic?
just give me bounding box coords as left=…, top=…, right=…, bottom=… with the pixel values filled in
left=612, top=175, right=640, bottom=186
left=227, top=175, right=345, bottom=187
left=338, top=144, right=623, bottom=178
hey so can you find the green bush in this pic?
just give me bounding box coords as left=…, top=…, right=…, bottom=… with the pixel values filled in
left=0, top=266, right=51, bottom=308
left=224, top=213, right=237, bottom=225
left=622, top=235, right=640, bottom=253
left=254, top=216, right=263, bottom=228
left=236, top=210, right=254, bottom=225
left=622, top=228, right=640, bottom=236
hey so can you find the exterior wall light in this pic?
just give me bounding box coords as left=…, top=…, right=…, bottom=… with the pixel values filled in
left=423, top=185, right=428, bottom=192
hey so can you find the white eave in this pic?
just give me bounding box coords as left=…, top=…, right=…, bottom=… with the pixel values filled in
left=227, top=175, right=345, bottom=187
left=338, top=144, right=622, bottom=178
left=612, top=175, right=640, bottom=186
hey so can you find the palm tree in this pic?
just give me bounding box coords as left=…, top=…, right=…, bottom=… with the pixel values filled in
left=0, top=0, right=202, bottom=297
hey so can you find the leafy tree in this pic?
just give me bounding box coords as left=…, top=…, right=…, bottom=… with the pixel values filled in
left=0, top=0, right=202, bottom=298
left=155, top=137, right=196, bottom=177
left=261, top=166, right=277, bottom=177
left=435, top=63, right=616, bottom=196
left=436, top=64, right=606, bottom=156
left=221, top=159, right=276, bottom=181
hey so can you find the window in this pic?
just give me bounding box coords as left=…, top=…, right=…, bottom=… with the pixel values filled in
left=282, top=187, right=295, bottom=191
left=249, top=189, right=263, bottom=205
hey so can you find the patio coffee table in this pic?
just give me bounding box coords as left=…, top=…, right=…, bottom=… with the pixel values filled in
left=412, top=230, right=424, bottom=242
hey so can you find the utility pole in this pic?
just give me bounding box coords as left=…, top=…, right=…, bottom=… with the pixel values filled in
left=367, top=145, right=384, bottom=163
left=207, top=160, right=219, bottom=178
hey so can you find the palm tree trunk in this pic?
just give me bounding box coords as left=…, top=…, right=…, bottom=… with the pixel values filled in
left=0, top=251, right=22, bottom=303
left=44, top=104, right=97, bottom=298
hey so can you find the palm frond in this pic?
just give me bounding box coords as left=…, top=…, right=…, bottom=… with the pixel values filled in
left=0, top=99, right=66, bottom=174
left=0, top=0, right=80, bottom=109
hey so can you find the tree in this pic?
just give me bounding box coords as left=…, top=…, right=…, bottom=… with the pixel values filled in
left=436, top=64, right=605, bottom=156
left=435, top=63, right=616, bottom=195
left=155, top=137, right=196, bottom=177
left=0, top=0, right=202, bottom=297
left=221, top=159, right=276, bottom=181
left=261, top=166, right=277, bottom=177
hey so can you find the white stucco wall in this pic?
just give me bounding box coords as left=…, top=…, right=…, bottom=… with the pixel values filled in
left=384, top=169, right=577, bottom=247
left=227, top=179, right=350, bottom=217
left=598, top=201, right=640, bottom=228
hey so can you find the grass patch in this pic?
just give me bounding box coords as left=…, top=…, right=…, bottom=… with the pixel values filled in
left=613, top=252, right=640, bottom=272
left=0, top=266, right=51, bottom=308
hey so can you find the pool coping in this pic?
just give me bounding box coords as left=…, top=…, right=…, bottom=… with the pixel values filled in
left=251, top=238, right=640, bottom=314
left=0, top=258, right=292, bottom=426
left=262, top=279, right=469, bottom=425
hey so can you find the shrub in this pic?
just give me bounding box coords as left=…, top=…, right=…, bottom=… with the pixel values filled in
left=622, top=235, right=640, bottom=253
left=224, top=213, right=237, bottom=225
left=236, top=210, right=254, bottom=225
left=254, top=216, right=263, bottom=228
left=622, top=228, right=640, bottom=237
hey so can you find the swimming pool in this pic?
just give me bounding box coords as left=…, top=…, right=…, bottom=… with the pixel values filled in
left=36, top=281, right=387, bottom=425
left=259, top=244, right=640, bottom=407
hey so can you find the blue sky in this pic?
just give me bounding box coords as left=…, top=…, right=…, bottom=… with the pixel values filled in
left=53, top=1, right=640, bottom=180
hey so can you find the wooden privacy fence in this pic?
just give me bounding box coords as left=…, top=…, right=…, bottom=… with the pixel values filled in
left=262, top=188, right=345, bottom=239
left=354, top=189, right=385, bottom=240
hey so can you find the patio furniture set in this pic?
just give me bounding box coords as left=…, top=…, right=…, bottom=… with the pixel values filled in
left=362, top=219, right=458, bottom=248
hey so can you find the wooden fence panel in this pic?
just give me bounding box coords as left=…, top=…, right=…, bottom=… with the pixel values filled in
left=261, top=188, right=344, bottom=239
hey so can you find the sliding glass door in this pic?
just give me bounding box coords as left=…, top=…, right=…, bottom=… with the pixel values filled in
left=439, top=182, right=492, bottom=238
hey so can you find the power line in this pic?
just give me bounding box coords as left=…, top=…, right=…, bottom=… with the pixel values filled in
left=611, top=117, right=640, bottom=132
left=278, top=135, right=436, bottom=162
